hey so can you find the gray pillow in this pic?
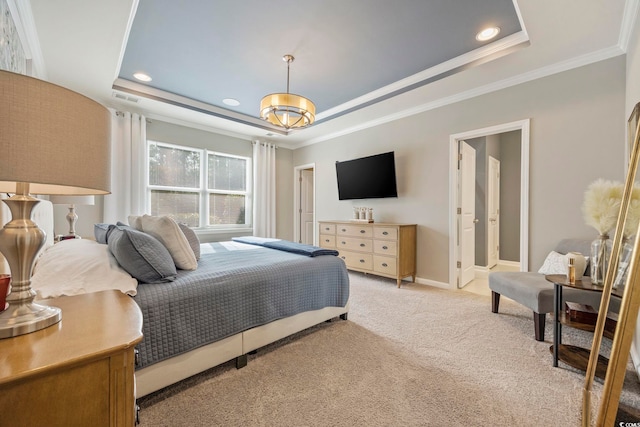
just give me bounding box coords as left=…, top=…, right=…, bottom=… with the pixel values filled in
left=178, top=223, right=201, bottom=260
left=94, top=223, right=114, bottom=244
left=107, top=225, right=177, bottom=283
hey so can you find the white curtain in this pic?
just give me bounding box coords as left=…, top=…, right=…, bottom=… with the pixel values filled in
left=253, top=141, right=277, bottom=237
left=103, top=110, right=147, bottom=224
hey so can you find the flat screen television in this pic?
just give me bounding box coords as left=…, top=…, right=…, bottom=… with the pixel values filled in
left=335, top=151, right=398, bottom=200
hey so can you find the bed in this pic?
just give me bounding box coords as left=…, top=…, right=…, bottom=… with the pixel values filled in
left=0, top=199, right=349, bottom=397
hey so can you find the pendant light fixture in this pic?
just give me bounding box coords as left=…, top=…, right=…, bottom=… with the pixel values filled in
left=260, top=54, right=315, bottom=130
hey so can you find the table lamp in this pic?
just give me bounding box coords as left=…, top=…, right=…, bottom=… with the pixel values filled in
left=0, top=70, right=111, bottom=338
left=49, top=195, right=95, bottom=239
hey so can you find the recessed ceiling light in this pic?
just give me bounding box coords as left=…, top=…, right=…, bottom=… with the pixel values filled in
left=133, top=72, right=152, bottom=82
left=476, top=27, right=500, bottom=42
left=223, top=98, right=240, bottom=107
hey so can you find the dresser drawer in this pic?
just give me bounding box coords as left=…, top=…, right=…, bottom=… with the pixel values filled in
left=319, top=234, right=336, bottom=248
left=337, top=236, right=373, bottom=252
left=338, top=251, right=373, bottom=270
left=337, top=224, right=372, bottom=237
left=373, top=239, right=397, bottom=256
left=319, top=223, right=336, bottom=234
left=373, top=255, right=397, bottom=275
left=374, top=226, right=398, bottom=240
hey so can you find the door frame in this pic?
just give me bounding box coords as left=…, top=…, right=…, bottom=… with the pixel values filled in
left=449, top=119, right=530, bottom=289
left=487, top=155, right=500, bottom=268
left=293, top=163, right=316, bottom=245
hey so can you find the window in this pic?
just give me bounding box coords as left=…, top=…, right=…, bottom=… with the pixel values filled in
left=147, top=141, right=251, bottom=229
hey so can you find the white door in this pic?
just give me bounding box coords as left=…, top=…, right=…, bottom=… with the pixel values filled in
left=300, top=168, right=314, bottom=244
left=459, top=141, right=476, bottom=288
left=487, top=157, right=500, bottom=268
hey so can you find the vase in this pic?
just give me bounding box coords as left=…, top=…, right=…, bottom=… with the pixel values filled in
left=565, top=252, right=587, bottom=280
left=590, top=234, right=612, bottom=285
left=613, top=238, right=634, bottom=290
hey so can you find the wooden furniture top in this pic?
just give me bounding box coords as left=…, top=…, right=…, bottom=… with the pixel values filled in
left=0, top=290, right=143, bottom=386
left=545, top=274, right=624, bottom=298
left=320, top=220, right=417, bottom=226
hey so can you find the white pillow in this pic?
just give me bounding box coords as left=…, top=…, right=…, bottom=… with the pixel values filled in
left=538, top=251, right=568, bottom=275
left=31, top=239, right=138, bottom=299
left=140, top=214, right=198, bottom=270
left=538, top=250, right=588, bottom=276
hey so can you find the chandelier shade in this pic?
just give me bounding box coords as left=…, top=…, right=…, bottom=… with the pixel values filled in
left=260, top=55, right=315, bottom=130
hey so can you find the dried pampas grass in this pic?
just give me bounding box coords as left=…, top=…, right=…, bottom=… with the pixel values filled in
left=624, top=184, right=640, bottom=238
left=582, top=179, right=621, bottom=235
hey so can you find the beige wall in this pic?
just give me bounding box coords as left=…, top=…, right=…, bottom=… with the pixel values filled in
left=292, top=56, right=626, bottom=285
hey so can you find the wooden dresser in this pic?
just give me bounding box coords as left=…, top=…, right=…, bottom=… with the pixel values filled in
left=319, top=221, right=417, bottom=287
left=0, top=290, right=143, bottom=427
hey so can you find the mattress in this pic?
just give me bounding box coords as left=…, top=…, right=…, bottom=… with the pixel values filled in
left=133, top=241, right=349, bottom=368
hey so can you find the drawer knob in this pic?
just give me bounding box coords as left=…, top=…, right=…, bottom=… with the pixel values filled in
left=341, top=256, right=346, bottom=259
left=382, top=263, right=388, bottom=267
left=325, top=239, right=330, bottom=243
left=382, top=245, right=388, bottom=250
left=383, top=231, right=389, bottom=235
left=325, top=227, right=329, bottom=231
left=360, top=243, right=365, bottom=247
left=341, top=241, right=346, bottom=245
left=341, top=228, right=346, bottom=232
left=360, top=230, right=365, bottom=234
left=360, top=259, right=365, bottom=263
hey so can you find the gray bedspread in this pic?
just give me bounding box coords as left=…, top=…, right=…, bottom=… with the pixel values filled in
left=133, top=241, right=349, bottom=369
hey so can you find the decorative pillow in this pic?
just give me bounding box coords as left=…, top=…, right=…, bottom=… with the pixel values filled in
left=538, top=251, right=589, bottom=276
left=178, top=223, right=200, bottom=260
left=94, top=223, right=114, bottom=244
left=107, top=225, right=177, bottom=283
left=128, top=215, right=143, bottom=230
left=537, top=251, right=567, bottom=275
left=140, top=215, right=198, bottom=270
left=31, top=239, right=138, bottom=298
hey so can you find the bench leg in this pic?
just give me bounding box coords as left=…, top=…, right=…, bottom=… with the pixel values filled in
left=491, top=291, right=500, bottom=313
left=533, top=312, right=545, bottom=341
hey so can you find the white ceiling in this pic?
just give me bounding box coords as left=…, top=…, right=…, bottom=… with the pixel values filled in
left=25, top=0, right=634, bottom=148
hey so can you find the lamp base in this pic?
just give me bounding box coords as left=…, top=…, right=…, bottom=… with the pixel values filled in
left=0, top=301, right=61, bottom=338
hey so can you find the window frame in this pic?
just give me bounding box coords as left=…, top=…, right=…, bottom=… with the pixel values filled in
left=147, top=140, right=252, bottom=231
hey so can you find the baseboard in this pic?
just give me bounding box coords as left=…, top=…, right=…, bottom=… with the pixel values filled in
left=498, top=260, right=520, bottom=268
left=414, top=276, right=451, bottom=289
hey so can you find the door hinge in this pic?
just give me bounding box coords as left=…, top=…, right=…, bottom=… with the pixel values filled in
left=457, top=261, right=461, bottom=268
left=457, top=207, right=461, bottom=214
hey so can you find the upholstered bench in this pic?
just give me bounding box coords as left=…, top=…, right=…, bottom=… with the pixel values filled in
left=489, top=238, right=620, bottom=341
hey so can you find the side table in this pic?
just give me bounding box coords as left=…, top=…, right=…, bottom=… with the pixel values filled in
left=0, top=290, right=143, bottom=426
left=545, top=274, right=621, bottom=379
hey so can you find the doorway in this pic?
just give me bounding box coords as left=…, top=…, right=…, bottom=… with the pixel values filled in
left=449, top=119, right=530, bottom=289
left=293, top=164, right=316, bottom=245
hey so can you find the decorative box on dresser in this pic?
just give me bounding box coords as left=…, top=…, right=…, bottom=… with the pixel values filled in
left=319, top=221, right=417, bottom=287
left=0, top=290, right=143, bottom=427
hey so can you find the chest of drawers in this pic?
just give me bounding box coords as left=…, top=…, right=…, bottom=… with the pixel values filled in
left=319, top=221, right=416, bottom=287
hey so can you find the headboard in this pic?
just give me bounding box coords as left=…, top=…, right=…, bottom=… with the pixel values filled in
left=0, top=195, right=55, bottom=275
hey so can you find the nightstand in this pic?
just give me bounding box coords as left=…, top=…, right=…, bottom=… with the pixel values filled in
left=0, top=290, right=143, bottom=427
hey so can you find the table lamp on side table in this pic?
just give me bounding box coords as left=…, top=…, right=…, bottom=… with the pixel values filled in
left=0, top=70, right=111, bottom=338
left=49, top=195, right=95, bottom=240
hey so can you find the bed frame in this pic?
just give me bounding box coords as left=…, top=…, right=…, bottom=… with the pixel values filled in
left=135, top=303, right=348, bottom=397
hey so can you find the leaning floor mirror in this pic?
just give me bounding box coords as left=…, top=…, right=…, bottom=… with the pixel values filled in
left=583, top=101, right=640, bottom=426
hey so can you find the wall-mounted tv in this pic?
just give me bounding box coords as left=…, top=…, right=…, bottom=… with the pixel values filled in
left=335, top=151, right=398, bottom=200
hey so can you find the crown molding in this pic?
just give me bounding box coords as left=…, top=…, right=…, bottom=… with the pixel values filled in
left=299, top=45, right=625, bottom=148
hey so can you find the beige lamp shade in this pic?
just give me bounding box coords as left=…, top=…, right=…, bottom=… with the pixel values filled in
left=0, top=70, right=111, bottom=195
left=49, top=195, right=95, bottom=206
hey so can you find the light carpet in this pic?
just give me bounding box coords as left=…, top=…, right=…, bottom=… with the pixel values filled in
left=137, top=273, right=640, bottom=426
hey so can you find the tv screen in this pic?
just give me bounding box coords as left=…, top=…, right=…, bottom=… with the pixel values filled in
left=335, top=151, right=398, bottom=200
